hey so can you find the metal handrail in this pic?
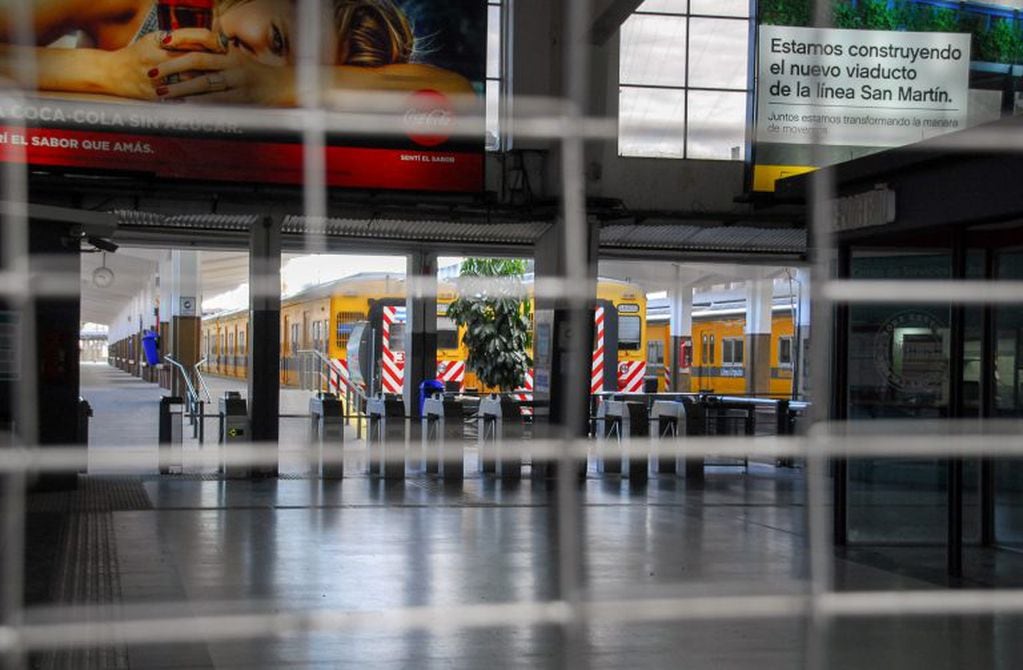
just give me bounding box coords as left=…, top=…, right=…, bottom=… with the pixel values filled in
left=297, top=350, right=368, bottom=403
left=193, top=358, right=213, bottom=403
left=164, top=355, right=199, bottom=404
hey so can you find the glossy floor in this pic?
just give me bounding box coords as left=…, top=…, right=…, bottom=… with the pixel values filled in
left=33, top=364, right=1023, bottom=669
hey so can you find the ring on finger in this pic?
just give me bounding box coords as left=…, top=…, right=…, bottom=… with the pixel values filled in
left=206, top=73, right=228, bottom=93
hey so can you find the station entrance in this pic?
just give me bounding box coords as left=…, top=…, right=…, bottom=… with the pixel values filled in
left=69, top=220, right=809, bottom=482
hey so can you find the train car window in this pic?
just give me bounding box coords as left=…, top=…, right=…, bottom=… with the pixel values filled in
left=778, top=336, right=793, bottom=366
left=238, top=331, right=246, bottom=355
left=618, top=315, right=642, bottom=351
left=437, top=316, right=459, bottom=350
left=312, top=321, right=321, bottom=351
left=291, top=324, right=299, bottom=355
left=647, top=339, right=664, bottom=366
left=336, top=311, right=362, bottom=349
left=228, top=333, right=235, bottom=356
left=722, top=337, right=744, bottom=366
left=388, top=323, right=406, bottom=352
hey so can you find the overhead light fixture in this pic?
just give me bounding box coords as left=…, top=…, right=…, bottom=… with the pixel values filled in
left=92, top=253, right=114, bottom=289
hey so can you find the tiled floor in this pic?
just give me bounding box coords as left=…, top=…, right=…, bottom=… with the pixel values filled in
left=36, top=364, right=1023, bottom=669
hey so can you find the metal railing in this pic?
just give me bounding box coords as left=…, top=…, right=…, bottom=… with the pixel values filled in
left=164, top=355, right=205, bottom=443
left=297, top=350, right=368, bottom=439
left=193, top=357, right=213, bottom=405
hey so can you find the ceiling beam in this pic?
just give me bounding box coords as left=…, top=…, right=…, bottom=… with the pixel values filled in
left=590, top=0, right=645, bottom=46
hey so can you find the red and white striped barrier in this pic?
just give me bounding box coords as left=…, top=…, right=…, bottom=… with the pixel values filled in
left=618, top=360, right=647, bottom=394
left=515, top=369, right=534, bottom=416
left=381, top=305, right=405, bottom=394
left=591, top=306, right=606, bottom=394
left=437, top=359, right=466, bottom=391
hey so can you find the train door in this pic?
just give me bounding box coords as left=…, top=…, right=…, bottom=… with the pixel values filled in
left=301, top=310, right=311, bottom=389
left=367, top=299, right=406, bottom=396
left=281, top=314, right=290, bottom=385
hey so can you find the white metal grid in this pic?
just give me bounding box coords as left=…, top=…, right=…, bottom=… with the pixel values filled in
left=0, top=0, right=1021, bottom=667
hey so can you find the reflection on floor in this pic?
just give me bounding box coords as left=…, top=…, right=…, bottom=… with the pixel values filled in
left=43, top=364, right=1023, bottom=669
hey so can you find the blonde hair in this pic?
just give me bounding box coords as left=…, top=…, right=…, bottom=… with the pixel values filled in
left=333, top=0, right=414, bottom=66
left=217, top=0, right=414, bottom=67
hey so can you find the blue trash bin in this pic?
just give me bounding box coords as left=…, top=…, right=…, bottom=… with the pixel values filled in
left=142, top=330, right=160, bottom=366
left=418, top=379, right=445, bottom=416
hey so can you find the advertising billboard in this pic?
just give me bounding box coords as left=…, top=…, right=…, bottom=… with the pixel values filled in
left=0, top=0, right=486, bottom=192
left=755, top=0, right=1021, bottom=192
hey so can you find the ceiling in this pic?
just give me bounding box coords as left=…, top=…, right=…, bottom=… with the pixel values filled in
left=81, top=248, right=249, bottom=325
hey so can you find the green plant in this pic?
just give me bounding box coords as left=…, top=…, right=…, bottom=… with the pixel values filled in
left=445, top=258, right=532, bottom=391
left=976, top=17, right=1023, bottom=64
left=759, top=0, right=811, bottom=27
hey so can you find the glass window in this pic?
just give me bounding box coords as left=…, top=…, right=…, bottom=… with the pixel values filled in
left=619, top=315, right=642, bottom=351
left=388, top=323, right=406, bottom=353
left=778, top=336, right=793, bottom=366
left=437, top=316, right=459, bottom=350
left=722, top=337, right=743, bottom=366
left=618, top=3, right=751, bottom=160
left=647, top=339, right=665, bottom=365
left=486, top=1, right=504, bottom=151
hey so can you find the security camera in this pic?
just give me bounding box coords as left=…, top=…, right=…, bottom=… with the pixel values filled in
left=86, top=236, right=119, bottom=253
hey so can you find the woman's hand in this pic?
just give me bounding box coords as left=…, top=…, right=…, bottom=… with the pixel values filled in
left=101, top=28, right=226, bottom=100
left=151, top=48, right=295, bottom=106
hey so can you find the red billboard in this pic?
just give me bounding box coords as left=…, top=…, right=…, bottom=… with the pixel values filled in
left=0, top=0, right=486, bottom=192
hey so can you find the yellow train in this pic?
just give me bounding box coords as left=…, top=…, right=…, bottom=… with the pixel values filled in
left=646, top=302, right=798, bottom=397
left=201, top=273, right=649, bottom=396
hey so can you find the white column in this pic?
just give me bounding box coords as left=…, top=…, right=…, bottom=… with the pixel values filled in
left=170, top=250, right=200, bottom=319
left=745, top=278, right=773, bottom=336
left=669, top=267, right=695, bottom=392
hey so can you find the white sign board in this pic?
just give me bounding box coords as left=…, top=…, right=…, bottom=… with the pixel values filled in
left=757, top=26, right=970, bottom=147
left=179, top=296, right=196, bottom=317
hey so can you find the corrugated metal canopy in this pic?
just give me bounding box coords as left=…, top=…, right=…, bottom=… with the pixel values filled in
left=280, top=216, right=552, bottom=246
left=109, top=210, right=805, bottom=258
left=600, top=224, right=806, bottom=255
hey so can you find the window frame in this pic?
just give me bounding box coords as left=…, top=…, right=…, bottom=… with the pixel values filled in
left=617, top=1, right=752, bottom=161
left=618, top=314, right=643, bottom=351
left=778, top=335, right=794, bottom=368
left=722, top=336, right=744, bottom=367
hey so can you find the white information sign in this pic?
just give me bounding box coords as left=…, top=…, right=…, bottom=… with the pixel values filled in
left=757, top=26, right=970, bottom=147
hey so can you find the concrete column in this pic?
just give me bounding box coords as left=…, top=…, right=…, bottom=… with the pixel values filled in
left=532, top=217, right=599, bottom=477
left=745, top=278, right=773, bottom=396
left=166, top=250, right=200, bottom=398
left=669, top=276, right=693, bottom=393
left=795, top=267, right=811, bottom=399
left=158, top=251, right=173, bottom=389
left=403, top=251, right=438, bottom=440
left=248, top=217, right=281, bottom=477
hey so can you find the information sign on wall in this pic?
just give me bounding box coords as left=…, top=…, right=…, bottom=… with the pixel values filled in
left=757, top=26, right=970, bottom=149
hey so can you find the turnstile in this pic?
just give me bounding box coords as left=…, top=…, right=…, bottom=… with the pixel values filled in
left=478, top=395, right=524, bottom=479
left=309, top=392, right=344, bottom=479
left=596, top=400, right=649, bottom=481
left=367, top=394, right=405, bottom=479
left=422, top=394, right=465, bottom=481
left=218, top=391, right=250, bottom=478
left=649, top=400, right=686, bottom=477
left=158, top=396, right=184, bottom=475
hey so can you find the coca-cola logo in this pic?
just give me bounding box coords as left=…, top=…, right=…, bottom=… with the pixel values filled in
left=404, top=90, right=454, bottom=147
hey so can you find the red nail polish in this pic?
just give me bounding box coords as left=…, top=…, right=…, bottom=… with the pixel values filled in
left=156, top=86, right=168, bottom=96
left=147, top=68, right=159, bottom=78
left=162, top=34, right=173, bottom=44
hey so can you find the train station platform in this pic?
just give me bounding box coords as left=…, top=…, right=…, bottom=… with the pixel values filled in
left=26, top=363, right=1023, bottom=668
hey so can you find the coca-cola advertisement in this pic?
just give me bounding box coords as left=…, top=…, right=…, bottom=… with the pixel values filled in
left=0, top=0, right=486, bottom=192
